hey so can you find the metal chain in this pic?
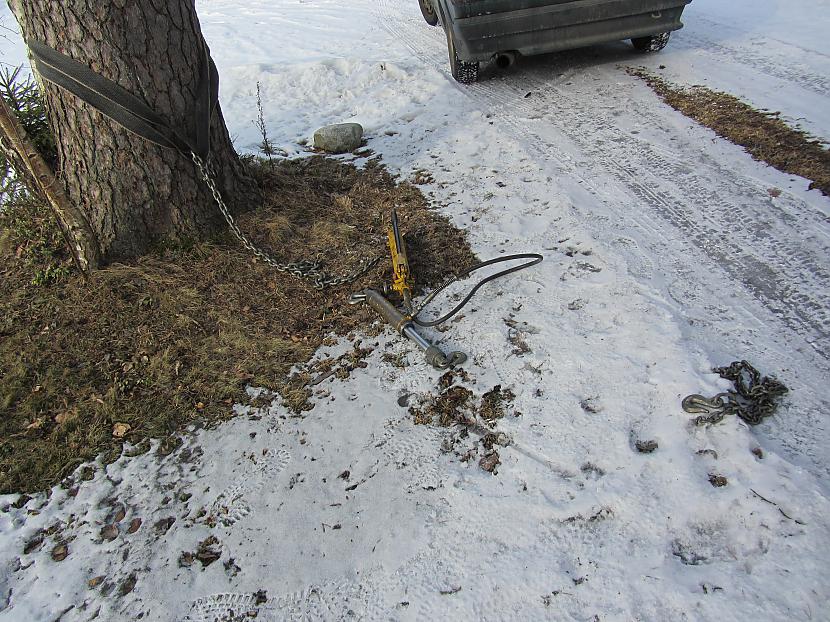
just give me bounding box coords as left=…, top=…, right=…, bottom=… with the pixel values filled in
left=192, top=153, right=381, bottom=290
left=682, top=360, right=789, bottom=425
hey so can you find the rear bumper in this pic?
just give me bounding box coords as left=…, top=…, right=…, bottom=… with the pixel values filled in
left=436, top=0, right=692, bottom=61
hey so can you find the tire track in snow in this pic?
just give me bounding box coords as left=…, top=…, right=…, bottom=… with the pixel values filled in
left=374, top=0, right=830, bottom=360
left=373, top=0, right=830, bottom=477
left=469, top=55, right=830, bottom=357
left=676, top=17, right=830, bottom=97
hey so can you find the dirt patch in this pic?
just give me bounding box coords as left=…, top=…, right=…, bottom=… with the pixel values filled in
left=0, top=156, right=477, bottom=494
left=480, top=385, right=516, bottom=424
left=410, top=370, right=474, bottom=427
left=628, top=68, right=830, bottom=196
left=410, top=371, right=518, bottom=432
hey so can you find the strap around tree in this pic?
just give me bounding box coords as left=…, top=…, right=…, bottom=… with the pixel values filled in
left=27, top=39, right=219, bottom=160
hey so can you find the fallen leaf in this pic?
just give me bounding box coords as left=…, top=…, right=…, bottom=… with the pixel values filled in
left=479, top=450, right=501, bottom=473
left=101, top=524, right=119, bottom=541
left=51, top=543, right=69, bottom=562
left=24, top=534, right=44, bottom=554
left=635, top=439, right=659, bottom=454
left=196, top=535, right=222, bottom=567
left=118, top=573, right=137, bottom=596
left=112, top=423, right=131, bottom=438
left=112, top=504, right=126, bottom=522
left=88, top=576, right=105, bottom=588
left=154, top=516, right=175, bottom=535
left=127, top=517, right=142, bottom=534
left=708, top=474, right=728, bottom=487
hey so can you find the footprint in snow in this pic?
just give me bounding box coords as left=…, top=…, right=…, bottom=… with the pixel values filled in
left=209, top=449, right=291, bottom=526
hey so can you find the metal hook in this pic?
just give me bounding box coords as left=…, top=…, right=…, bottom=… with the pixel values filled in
left=681, top=393, right=729, bottom=415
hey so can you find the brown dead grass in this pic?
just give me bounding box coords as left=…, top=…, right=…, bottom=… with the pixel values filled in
left=0, top=156, right=477, bottom=494
left=628, top=68, right=830, bottom=196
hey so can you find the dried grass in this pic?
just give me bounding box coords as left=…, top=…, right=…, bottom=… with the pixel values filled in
left=628, top=68, right=830, bottom=196
left=0, top=155, right=477, bottom=493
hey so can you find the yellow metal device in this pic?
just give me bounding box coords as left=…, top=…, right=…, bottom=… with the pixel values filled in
left=387, top=209, right=414, bottom=313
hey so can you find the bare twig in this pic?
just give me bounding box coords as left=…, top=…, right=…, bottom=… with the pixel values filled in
left=750, top=488, right=806, bottom=525
left=254, top=82, right=275, bottom=162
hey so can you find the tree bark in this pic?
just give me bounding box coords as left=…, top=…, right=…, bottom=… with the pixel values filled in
left=7, top=0, right=259, bottom=264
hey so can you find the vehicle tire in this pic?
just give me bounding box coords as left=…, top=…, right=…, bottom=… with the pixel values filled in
left=446, top=27, right=479, bottom=83
left=418, top=0, right=439, bottom=26
left=631, top=31, right=671, bottom=52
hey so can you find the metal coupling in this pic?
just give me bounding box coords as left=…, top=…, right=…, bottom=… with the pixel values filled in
left=350, top=289, right=466, bottom=370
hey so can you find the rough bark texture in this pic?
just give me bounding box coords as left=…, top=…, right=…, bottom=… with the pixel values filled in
left=8, top=0, right=259, bottom=263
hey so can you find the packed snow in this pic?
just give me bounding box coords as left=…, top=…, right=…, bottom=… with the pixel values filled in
left=1, top=0, right=829, bottom=620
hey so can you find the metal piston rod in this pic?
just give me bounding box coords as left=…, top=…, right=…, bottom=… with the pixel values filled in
left=350, top=289, right=466, bottom=370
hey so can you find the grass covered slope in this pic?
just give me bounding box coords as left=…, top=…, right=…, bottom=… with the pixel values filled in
left=0, top=156, right=476, bottom=494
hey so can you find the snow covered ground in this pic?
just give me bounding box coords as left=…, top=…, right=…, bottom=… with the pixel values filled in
left=1, top=0, right=829, bottom=620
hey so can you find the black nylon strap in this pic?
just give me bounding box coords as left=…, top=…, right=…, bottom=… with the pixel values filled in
left=28, top=39, right=219, bottom=159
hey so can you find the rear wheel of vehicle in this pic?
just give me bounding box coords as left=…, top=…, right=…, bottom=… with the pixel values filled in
left=446, top=27, right=479, bottom=83
left=632, top=31, right=671, bottom=52
left=418, top=0, right=439, bottom=26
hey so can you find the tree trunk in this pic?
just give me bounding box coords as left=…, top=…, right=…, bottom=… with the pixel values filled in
left=7, top=0, right=259, bottom=264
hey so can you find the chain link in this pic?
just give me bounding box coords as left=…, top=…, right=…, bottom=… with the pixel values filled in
left=682, top=360, right=789, bottom=425
left=192, top=153, right=381, bottom=290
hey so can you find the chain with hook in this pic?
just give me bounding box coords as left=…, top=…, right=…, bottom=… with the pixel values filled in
left=191, top=153, right=381, bottom=290
left=681, top=360, right=788, bottom=426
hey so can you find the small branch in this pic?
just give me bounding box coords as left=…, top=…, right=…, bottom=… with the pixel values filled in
left=750, top=488, right=806, bottom=525
left=749, top=488, right=775, bottom=505
left=0, top=94, right=99, bottom=271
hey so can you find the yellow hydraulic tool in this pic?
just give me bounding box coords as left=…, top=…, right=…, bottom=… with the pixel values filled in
left=351, top=209, right=541, bottom=370
left=387, top=209, right=414, bottom=313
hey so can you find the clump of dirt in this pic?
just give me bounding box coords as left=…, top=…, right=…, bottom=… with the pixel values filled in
left=708, top=474, right=728, bottom=488
left=410, top=386, right=475, bottom=427
left=0, top=155, right=478, bottom=494
left=410, top=372, right=517, bottom=435
left=408, top=369, right=477, bottom=427
left=563, top=506, right=613, bottom=524
left=437, top=368, right=470, bottom=391
left=479, top=450, right=500, bottom=473
left=480, top=385, right=516, bottom=424
left=628, top=68, right=830, bottom=196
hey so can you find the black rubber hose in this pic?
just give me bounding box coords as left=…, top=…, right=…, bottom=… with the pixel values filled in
left=411, top=253, right=543, bottom=327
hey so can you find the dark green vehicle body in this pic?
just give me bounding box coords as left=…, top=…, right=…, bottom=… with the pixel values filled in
left=426, top=0, right=692, bottom=62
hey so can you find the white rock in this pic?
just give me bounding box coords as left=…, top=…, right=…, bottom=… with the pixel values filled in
left=313, top=123, right=364, bottom=153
